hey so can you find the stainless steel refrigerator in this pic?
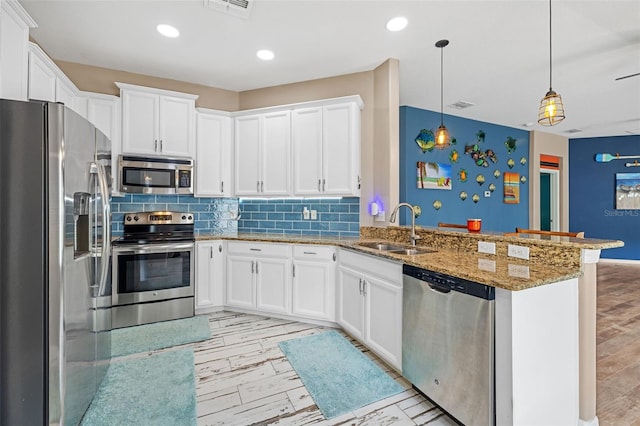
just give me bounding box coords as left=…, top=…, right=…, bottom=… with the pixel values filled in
left=0, top=99, right=112, bottom=425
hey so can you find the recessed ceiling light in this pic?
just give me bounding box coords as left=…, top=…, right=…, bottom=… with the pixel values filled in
left=157, top=24, right=179, bottom=38
left=386, top=17, right=408, bottom=32
left=256, top=49, right=274, bottom=61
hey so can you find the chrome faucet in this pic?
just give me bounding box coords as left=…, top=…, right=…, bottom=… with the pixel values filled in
left=389, top=203, right=421, bottom=246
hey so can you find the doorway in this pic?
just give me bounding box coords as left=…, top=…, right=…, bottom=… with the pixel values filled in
left=540, top=169, right=559, bottom=231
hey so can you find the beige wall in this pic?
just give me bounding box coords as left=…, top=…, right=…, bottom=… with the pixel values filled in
left=529, top=130, right=570, bottom=231
left=372, top=59, right=400, bottom=227
left=54, top=60, right=240, bottom=111
left=54, top=59, right=400, bottom=226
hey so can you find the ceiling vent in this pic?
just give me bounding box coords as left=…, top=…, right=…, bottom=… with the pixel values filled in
left=448, top=100, right=475, bottom=110
left=565, top=128, right=583, bottom=134
left=204, top=0, right=254, bottom=19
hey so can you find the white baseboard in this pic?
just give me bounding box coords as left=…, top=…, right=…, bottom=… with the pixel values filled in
left=578, top=416, right=599, bottom=426
left=599, top=258, right=640, bottom=265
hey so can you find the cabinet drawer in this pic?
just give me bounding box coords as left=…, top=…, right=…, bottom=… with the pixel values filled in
left=226, top=241, right=290, bottom=257
left=339, top=248, right=402, bottom=284
left=292, top=245, right=336, bottom=261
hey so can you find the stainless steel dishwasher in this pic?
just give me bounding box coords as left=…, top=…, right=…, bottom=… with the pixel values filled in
left=402, top=264, right=495, bottom=426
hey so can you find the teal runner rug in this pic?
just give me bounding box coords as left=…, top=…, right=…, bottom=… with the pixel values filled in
left=111, top=315, right=211, bottom=357
left=279, top=330, right=404, bottom=419
left=81, top=348, right=196, bottom=426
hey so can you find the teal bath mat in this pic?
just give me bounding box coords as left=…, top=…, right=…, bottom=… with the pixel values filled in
left=279, top=330, right=404, bottom=419
left=111, top=315, right=211, bottom=357
left=81, top=348, right=196, bottom=426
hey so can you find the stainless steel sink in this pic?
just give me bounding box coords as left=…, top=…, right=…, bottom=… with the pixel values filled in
left=358, top=242, right=436, bottom=256
left=388, top=248, right=435, bottom=256
left=358, top=241, right=406, bottom=251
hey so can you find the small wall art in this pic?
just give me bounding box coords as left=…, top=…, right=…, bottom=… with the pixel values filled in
left=615, top=173, right=640, bottom=209
left=417, top=162, right=452, bottom=190
left=504, top=172, right=520, bottom=204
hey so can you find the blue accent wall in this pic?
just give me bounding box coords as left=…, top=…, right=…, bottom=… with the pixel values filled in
left=569, top=135, right=640, bottom=260
left=238, top=197, right=360, bottom=238
left=111, top=195, right=239, bottom=236
left=399, top=106, right=529, bottom=232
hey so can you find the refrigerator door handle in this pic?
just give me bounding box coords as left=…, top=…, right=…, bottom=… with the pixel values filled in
left=95, top=162, right=111, bottom=297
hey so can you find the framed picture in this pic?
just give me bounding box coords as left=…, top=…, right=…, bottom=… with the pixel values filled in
left=616, top=173, right=640, bottom=209
left=417, top=162, right=452, bottom=190
left=504, top=172, right=520, bottom=204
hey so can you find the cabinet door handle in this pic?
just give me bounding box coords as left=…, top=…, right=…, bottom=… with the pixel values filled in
left=221, top=181, right=224, bottom=193
left=357, top=175, right=361, bottom=189
left=154, top=139, right=158, bottom=151
left=358, top=278, right=363, bottom=295
left=250, top=248, right=262, bottom=252
left=257, top=181, right=260, bottom=192
left=363, top=280, right=367, bottom=296
left=210, top=246, right=213, bottom=258
left=303, top=251, right=316, bottom=255
left=219, top=244, right=222, bottom=253
left=318, top=179, right=321, bottom=192
left=292, top=264, right=296, bottom=277
left=160, top=140, right=163, bottom=152
left=255, top=261, right=259, bottom=274
left=322, top=179, right=326, bottom=192
left=332, top=252, right=336, bottom=262
left=261, top=181, right=264, bottom=193
left=251, top=261, right=255, bottom=274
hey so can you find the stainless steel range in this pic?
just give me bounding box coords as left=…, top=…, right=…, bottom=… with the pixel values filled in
left=111, top=211, right=195, bottom=329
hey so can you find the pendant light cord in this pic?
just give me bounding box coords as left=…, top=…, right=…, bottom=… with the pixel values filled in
left=548, top=0, right=553, bottom=91
left=440, top=44, right=444, bottom=125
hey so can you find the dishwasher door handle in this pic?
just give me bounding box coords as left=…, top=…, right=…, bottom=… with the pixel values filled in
left=428, top=283, right=451, bottom=294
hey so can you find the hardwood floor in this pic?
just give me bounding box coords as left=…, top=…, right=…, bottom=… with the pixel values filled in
left=191, top=312, right=459, bottom=425
left=596, top=262, right=640, bottom=426
left=170, top=262, right=639, bottom=425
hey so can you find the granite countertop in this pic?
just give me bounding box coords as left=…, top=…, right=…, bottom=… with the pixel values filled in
left=196, top=231, right=585, bottom=291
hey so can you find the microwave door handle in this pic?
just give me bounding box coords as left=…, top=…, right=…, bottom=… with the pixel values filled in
left=96, top=162, right=111, bottom=297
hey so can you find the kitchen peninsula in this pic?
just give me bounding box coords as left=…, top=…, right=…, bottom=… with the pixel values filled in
left=197, top=225, right=622, bottom=426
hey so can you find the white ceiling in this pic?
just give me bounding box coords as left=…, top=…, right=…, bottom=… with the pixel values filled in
left=21, top=0, right=640, bottom=139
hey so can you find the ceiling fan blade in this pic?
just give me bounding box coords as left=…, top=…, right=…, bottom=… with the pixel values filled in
left=615, top=72, right=640, bottom=81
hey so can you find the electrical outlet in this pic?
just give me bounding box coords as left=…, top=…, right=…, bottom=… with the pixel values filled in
left=302, top=207, right=310, bottom=220
left=374, top=211, right=386, bottom=222
left=508, top=244, right=530, bottom=260
left=310, top=210, right=317, bottom=220
left=508, top=264, right=530, bottom=278
left=478, top=241, right=496, bottom=255
left=478, top=258, right=496, bottom=272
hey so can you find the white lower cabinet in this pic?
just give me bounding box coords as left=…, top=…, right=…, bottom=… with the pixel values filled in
left=195, top=240, right=225, bottom=313
left=292, top=245, right=337, bottom=322
left=338, top=249, right=403, bottom=370
left=225, top=241, right=291, bottom=315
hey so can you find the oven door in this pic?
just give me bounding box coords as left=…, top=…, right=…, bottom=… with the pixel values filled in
left=112, top=242, right=194, bottom=306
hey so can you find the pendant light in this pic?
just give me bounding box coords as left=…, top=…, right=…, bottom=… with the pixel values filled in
left=538, top=0, right=565, bottom=126
left=435, top=39, right=450, bottom=149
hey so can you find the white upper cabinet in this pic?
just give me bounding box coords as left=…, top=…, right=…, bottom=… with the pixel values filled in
left=27, top=42, right=80, bottom=111
left=116, top=82, right=197, bottom=158
left=0, top=0, right=35, bottom=101
left=234, top=110, right=291, bottom=196
left=292, top=98, right=362, bottom=197
left=195, top=108, right=232, bottom=197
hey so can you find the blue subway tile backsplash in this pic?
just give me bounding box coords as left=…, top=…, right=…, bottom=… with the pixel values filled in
left=111, top=195, right=360, bottom=238
left=111, top=195, right=239, bottom=236
left=237, top=197, right=360, bottom=238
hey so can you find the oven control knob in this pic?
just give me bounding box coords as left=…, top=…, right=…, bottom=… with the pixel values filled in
left=182, top=215, right=186, bottom=220
left=188, top=215, right=192, bottom=220
left=134, top=215, right=139, bottom=221
left=126, top=216, right=132, bottom=222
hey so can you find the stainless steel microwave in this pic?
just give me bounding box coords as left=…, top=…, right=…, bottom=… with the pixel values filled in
left=119, top=155, right=193, bottom=194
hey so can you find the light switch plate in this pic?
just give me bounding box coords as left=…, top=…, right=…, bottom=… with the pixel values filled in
left=508, top=244, right=530, bottom=260
left=310, top=210, right=317, bottom=220
left=478, top=241, right=496, bottom=255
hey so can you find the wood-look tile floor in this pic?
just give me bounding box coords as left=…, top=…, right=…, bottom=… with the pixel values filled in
left=596, top=262, right=640, bottom=426
left=190, top=312, right=460, bottom=426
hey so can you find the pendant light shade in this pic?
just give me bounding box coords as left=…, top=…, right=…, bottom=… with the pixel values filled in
left=435, top=39, right=450, bottom=149
left=538, top=0, right=565, bottom=126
